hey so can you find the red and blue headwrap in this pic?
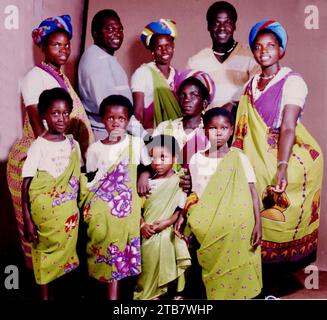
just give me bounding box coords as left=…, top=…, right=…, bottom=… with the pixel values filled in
left=177, top=69, right=216, bottom=104
left=32, top=15, right=73, bottom=47
left=249, top=19, right=287, bottom=51
left=140, top=19, right=177, bottom=49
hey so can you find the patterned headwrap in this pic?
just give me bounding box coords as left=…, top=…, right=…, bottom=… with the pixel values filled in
left=32, top=14, right=73, bottom=46
left=177, top=69, right=216, bottom=103
left=249, top=19, right=287, bottom=50
left=140, top=19, right=177, bottom=49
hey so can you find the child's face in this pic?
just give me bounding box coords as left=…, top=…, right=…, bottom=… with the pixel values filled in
left=252, top=32, right=284, bottom=68
left=205, top=115, right=233, bottom=149
left=178, top=83, right=207, bottom=117
left=43, top=99, right=71, bottom=135
left=102, top=105, right=129, bottom=135
left=150, top=146, right=175, bottom=178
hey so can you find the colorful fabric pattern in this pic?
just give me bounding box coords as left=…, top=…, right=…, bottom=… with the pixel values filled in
left=186, top=149, right=262, bottom=299
left=177, top=69, right=216, bottom=104
left=32, top=14, right=73, bottom=46
left=80, top=137, right=142, bottom=282
left=134, top=174, right=191, bottom=300
left=6, top=65, right=94, bottom=269
left=232, top=74, right=323, bottom=265
left=249, top=19, right=287, bottom=50
left=140, top=19, right=177, bottom=48
left=29, top=135, right=80, bottom=285
left=150, top=65, right=182, bottom=127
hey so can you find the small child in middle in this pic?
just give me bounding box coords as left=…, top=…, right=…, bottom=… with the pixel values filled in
left=80, top=95, right=151, bottom=300
left=134, top=135, right=191, bottom=300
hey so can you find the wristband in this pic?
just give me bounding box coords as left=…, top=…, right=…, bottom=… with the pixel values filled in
left=278, top=160, right=288, bottom=167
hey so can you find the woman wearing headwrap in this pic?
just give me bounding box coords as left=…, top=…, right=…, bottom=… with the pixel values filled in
left=139, top=70, right=215, bottom=194
left=233, top=19, right=323, bottom=294
left=137, top=70, right=215, bottom=299
left=131, top=19, right=181, bottom=131
left=7, top=15, right=94, bottom=269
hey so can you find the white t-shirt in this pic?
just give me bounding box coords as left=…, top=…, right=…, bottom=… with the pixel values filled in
left=148, top=177, right=187, bottom=209
left=187, top=43, right=260, bottom=108
left=189, top=150, right=256, bottom=197
left=22, top=136, right=81, bottom=178
left=131, top=62, right=177, bottom=109
left=86, top=135, right=151, bottom=186
left=153, top=118, right=199, bottom=150
left=21, top=66, right=60, bottom=106
left=250, top=67, right=308, bottom=127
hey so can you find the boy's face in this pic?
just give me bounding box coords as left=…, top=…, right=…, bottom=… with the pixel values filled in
left=150, top=146, right=175, bottom=178
left=102, top=105, right=129, bottom=137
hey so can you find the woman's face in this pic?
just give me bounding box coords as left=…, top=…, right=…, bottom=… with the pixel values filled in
left=151, top=34, right=174, bottom=66
left=94, top=16, right=124, bottom=55
left=42, top=31, right=71, bottom=67
left=208, top=9, right=236, bottom=46
left=205, top=115, right=233, bottom=150
left=178, top=83, right=208, bottom=117
left=252, top=32, right=284, bottom=68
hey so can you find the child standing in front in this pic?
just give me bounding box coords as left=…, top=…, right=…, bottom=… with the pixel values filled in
left=22, top=88, right=82, bottom=300
left=80, top=95, right=151, bottom=300
left=134, top=135, right=191, bottom=300
left=175, top=107, right=262, bottom=299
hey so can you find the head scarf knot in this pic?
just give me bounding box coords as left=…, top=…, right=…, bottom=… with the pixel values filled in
left=177, top=69, right=216, bottom=103
left=249, top=19, right=287, bottom=50
left=32, top=14, right=73, bottom=46
left=140, top=19, right=177, bottom=48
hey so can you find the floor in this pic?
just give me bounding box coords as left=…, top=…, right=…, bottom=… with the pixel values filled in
left=281, top=267, right=327, bottom=300
left=1, top=256, right=326, bottom=300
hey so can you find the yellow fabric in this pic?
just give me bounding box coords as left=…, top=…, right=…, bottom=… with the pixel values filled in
left=80, top=137, right=142, bottom=282
left=186, top=149, right=262, bottom=299
left=29, top=135, right=80, bottom=284
left=233, top=94, right=323, bottom=263
left=6, top=70, right=94, bottom=269
left=134, top=174, right=191, bottom=300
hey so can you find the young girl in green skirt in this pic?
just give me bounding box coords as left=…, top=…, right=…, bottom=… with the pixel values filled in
left=175, top=107, right=262, bottom=299
left=22, top=88, right=82, bottom=300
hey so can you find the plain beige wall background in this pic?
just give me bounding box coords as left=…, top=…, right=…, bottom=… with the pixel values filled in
left=84, top=0, right=327, bottom=269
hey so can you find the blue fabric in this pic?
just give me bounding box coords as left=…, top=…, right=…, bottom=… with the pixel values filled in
left=32, top=15, right=72, bottom=46
left=249, top=19, right=287, bottom=50
left=140, top=19, right=177, bottom=48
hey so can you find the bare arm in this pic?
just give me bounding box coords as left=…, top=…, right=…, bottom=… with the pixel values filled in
left=132, top=92, right=145, bottom=125
left=152, top=209, right=181, bottom=233
left=26, top=105, right=45, bottom=138
left=22, top=177, right=38, bottom=242
left=249, top=182, right=262, bottom=248
left=273, top=104, right=301, bottom=193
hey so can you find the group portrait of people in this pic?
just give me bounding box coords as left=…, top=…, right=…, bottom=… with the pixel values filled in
left=6, top=1, right=323, bottom=300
